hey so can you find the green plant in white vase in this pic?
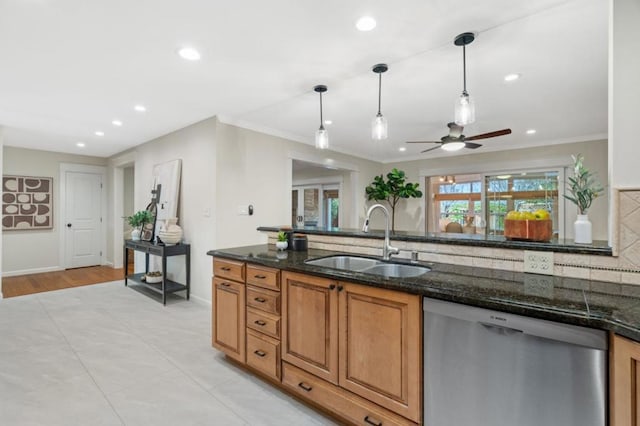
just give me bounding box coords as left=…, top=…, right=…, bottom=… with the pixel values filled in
left=276, top=231, right=288, bottom=251
left=564, top=154, right=603, bottom=244
left=127, top=210, right=153, bottom=241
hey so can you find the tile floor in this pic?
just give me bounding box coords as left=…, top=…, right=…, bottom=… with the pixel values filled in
left=0, top=281, right=337, bottom=425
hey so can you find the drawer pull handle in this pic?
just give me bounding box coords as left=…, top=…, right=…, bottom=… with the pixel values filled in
left=254, top=274, right=267, bottom=279
left=337, top=285, right=344, bottom=292
left=220, top=282, right=231, bottom=287
left=254, top=297, right=267, bottom=303
left=220, top=267, right=231, bottom=271
left=329, top=284, right=336, bottom=290
left=253, top=350, right=267, bottom=357
left=298, top=382, right=313, bottom=392
left=254, top=320, right=267, bottom=326
left=364, top=416, right=382, bottom=426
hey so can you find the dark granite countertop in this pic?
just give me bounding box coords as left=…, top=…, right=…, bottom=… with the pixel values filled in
left=208, top=244, right=640, bottom=342
left=257, top=226, right=613, bottom=256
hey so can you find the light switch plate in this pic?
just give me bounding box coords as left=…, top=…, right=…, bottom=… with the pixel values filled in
left=237, top=205, right=248, bottom=215
left=523, top=250, right=554, bottom=275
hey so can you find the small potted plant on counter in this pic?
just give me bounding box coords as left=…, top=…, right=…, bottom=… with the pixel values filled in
left=127, top=210, right=153, bottom=241
left=276, top=231, right=288, bottom=251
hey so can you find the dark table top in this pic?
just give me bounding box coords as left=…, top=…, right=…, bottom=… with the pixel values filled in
left=209, top=244, right=640, bottom=342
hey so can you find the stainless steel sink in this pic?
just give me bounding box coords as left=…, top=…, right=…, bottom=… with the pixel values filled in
left=305, top=255, right=380, bottom=271
left=363, top=263, right=431, bottom=278
left=305, top=255, right=430, bottom=278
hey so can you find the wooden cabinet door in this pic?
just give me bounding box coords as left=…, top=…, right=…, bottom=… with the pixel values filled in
left=611, top=334, right=640, bottom=426
left=282, top=271, right=339, bottom=384
left=338, top=282, right=422, bottom=423
left=212, top=277, right=245, bottom=363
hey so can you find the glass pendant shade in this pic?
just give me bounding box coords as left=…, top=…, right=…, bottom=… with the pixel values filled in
left=371, top=113, right=388, bottom=140
left=441, top=141, right=466, bottom=152
left=454, top=92, right=475, bottom=126
left=315, top=126, right=329, bottom=150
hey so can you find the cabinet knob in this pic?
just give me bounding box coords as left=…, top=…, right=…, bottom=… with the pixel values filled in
left=66, top=223, right=72, bottom=228
left=329, top=284, right=336, bottom=290
left=337, top=285, right=344, bottom=292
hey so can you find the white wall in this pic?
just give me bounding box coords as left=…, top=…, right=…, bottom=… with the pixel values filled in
left=123, top=166, right=135, bottom=225
left=2, top=146, right=107, bottom=275
left=0, top=128, right=3, bottom=296
left=214, top=120, right=382, bottom=248
left=386, top=139, right=609, bottom=240
left=124, top=117, right=217, bottom=303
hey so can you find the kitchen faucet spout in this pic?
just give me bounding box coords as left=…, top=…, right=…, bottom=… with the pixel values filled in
left=363, top=204, right=399, bottom=261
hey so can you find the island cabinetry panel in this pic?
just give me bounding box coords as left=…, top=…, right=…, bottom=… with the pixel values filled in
left=338, top=282, right=422, bottom=423
left=611, top=334, right=640, bottom=426
left=212, top=276, right=245, bottom=363
left=282, top=271, right=339, bottom=385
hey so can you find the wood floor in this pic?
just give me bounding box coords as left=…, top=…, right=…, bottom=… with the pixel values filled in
left=2, top=265, right=128, bottom=298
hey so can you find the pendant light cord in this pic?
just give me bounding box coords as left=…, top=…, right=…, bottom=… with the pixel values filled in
left=377, top=72, right=382, bottom=115
left=319, top=92, right=324, bottom=128
left=462, top=44, right=467, bottom=94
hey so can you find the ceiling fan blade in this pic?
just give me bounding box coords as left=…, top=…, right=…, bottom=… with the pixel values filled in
left=464, top=142, right=482, bottom=149
left=406, top=141, right=442, bottom=144
left=420, top=145, right=442, bottom=154
left=466, top=128, right=512, bottom=141
left=447, top=122, right=463, bottom=138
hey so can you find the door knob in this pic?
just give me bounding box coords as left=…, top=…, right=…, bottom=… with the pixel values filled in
left=67, top=223, right=72, bottom=228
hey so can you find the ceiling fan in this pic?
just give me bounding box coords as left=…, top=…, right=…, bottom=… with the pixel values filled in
left=406, top=122, right=512, bottom=153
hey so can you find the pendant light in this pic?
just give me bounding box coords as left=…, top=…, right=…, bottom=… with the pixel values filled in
left=454, top=32, right=476, bottom=126
left=314, top=85, right=329, bottom=150
left=371, top=63, right=388, bottom=140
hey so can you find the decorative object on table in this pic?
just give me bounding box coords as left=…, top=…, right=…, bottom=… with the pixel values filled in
left=276, top=231, right=288, bottom=251
left=365, top=168, right=423, bottom=233
left=143, top=271, right=163, bottom=284
left=157, top=217, right=183, bottom=245
left=141, top=184, right=160, bottom=242
left=504, top=210, right=552, bottom=242
left=127, top=210, right=153, bottom=241
left=151, top=159, right=182, bottom=238
left=564, top=153, right=603, bottom=244
left=2, top=175, right=53, bottom=230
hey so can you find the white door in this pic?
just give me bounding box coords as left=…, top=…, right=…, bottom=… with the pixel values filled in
left=64, top=171, right=102, bottom=268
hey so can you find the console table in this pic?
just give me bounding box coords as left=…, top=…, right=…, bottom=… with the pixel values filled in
left=123, top=239, right=191, bottom=305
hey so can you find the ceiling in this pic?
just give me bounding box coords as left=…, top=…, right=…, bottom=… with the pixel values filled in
left=0, top=0, right=607, bottom=162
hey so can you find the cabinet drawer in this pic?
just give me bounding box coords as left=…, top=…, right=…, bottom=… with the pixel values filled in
left=247, top=286, right=280, bottom=315
left=247, top=307, right=280, bottom=339
left=213, top=258, right=245, bottom=282
left=282, top=363, right=417, bottom=426
left=246, top=264, right=280, bottom=291
left=247, top=329, right=281, bottom=380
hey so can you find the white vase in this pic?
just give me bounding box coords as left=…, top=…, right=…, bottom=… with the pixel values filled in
left=574, top=214, right=592, bottom=244
left=158, top=217, right=183, bottom=245
left=131, top=228, right=141, bottom=241
left=276, top=241, right=288, bottom=251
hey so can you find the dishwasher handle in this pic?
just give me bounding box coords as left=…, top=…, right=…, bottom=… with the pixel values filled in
left=479, top=322, right=523, bottom=335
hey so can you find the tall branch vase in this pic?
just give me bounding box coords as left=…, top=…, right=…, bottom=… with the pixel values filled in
left=574, top=214, right=592, bottom=244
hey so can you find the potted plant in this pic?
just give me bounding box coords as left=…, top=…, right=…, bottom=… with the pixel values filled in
left=365, top=168, right=423, bottom=233
left=564, top=154, right=603, bottom=244
left=276, top=231, right=288, bottom=251
left=127, top=210, right=153, bottom=241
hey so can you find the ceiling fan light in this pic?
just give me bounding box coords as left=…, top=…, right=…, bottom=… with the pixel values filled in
left=315, top=126, right=329, bottom=150
left=372, top=113, right=388, bottom=140
left=454, top=92, right=475, bottom=126
left=441, top=141, right=466, bottom=152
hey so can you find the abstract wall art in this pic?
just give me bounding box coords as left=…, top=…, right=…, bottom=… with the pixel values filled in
left=2, top=175, right=53, bottom=230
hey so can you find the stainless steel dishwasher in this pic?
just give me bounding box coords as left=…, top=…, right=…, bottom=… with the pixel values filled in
left=423, top=297, right=607, bottom=426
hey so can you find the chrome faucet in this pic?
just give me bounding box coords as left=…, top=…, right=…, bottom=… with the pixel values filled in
left=362, top=204, right=399, bottom=261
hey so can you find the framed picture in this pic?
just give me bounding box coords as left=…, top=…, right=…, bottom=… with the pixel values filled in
left=2, top=175, right=53, bottom=230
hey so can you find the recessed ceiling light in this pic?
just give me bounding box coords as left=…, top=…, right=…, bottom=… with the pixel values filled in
left=76, top=142, right=85, bottom=148
left=94, top=131, right=104, bottom=136
left=177, top=47, right=201, bottom=61
left=526, top=129, right=537, bottom=135
left=112, top=120, right=123, bottom=126
left=134, top=105, right=146, bottom=112
left=356, top=16, right=376, bottom=31
left=504, top=73, right=521, bottom=82
left=399, top=147, right=407, bottom=152
left=324, top=120, right=332, bottom=125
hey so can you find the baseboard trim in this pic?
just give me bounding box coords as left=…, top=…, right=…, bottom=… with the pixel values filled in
left=190, top=293, right=211, bottom=307
left=3, top=266, right=64, bottom=277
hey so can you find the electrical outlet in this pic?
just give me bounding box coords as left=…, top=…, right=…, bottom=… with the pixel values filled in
left=523, top=250, right=554, bottom=275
